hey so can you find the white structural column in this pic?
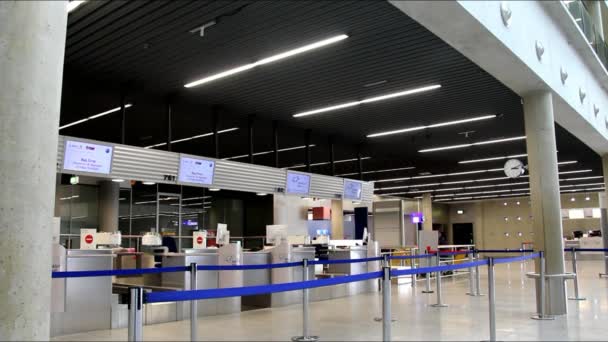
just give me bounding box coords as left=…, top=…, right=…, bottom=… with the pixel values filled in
left=0, top=1, right=68, bottom=340
left=585, top=0, right=604, bottom=40
left=600, top=156, right=608, bottom=274
left=422, top=193, right=433, bottom=231
left=523, top=91, right=567, bottom=315
left=98, top=181, right=120, bottom=233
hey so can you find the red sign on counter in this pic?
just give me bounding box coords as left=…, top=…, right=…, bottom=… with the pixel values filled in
left=85, top=234, right=94, bottom=244
left=196, top=236, right=204, bottom=244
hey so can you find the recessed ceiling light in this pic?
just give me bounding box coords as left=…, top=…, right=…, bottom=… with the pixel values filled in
left=570, top=197, right=576, bottom=202
left=59, top=104, right=133, bottom=130
left=145, top=127, right=239, bottom=149
left=208, top=188, right=220, bottom=192
left=184, top=34, right=348, bottom=88
left=293, top=84, right=441, bottom=118
left=112, top=179, right=125, bottom=183
left=419, top=136, right=526, bottom=153
left=224, top=144, right=317, bottom=160
left=367, top=114, right=496, bottom=138
left=256, top=193, right=268, bottom=196
left=142, top=181, right=156, bottom=185
left=585, top=196, right=591, bottom=201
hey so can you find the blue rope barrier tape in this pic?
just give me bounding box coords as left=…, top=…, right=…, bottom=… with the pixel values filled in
left=52, top=266, right=189, bottom=278
left=308, top=257, right=383, bottom=265
left=391, top=259, right=489, bottom=277
left=196, top=261, right=303, bottom=271
left=493, top=252, right=540, bottom=265
left=145, top=271, right=383, bottom=304
left=388, top=254, right=433, bottom=260
left=567, top=248, right=608, bottom=252
left=437, top=251, right=470, bottom=256
left=476, top=249, right=534, bottom=253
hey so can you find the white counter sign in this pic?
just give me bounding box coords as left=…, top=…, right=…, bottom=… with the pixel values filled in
left=178, top=156, right=215, bottom=185
left=286, top=171, right=311, bottom=195
left=63, top=140, right=113, bottom=174
left=343, top=180, right=362, bottom=200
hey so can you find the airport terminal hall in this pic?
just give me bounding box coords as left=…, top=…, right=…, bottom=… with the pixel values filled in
left=6, top=1, right=608, bottom=341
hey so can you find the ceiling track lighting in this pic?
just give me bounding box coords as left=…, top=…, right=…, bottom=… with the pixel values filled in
left=419, top=136, right=526, bottom=153
left=145, top=127, right=239, bottom=149
left=367, top=114, right=496, bottom=138
left=60, top=104, right=133, bottom=130
left=293, top=84, right=441, bottom=118
left=185, top=34, right=349, bottom=88
left=224, top=144, right=317, bottom=160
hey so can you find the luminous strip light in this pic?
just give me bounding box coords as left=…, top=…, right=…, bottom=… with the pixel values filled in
left=288, top=156, right=372, bottom=169
left=145, top=127, right=239, bottom=149
left=367, top=114, right=496, bottom=138
left=561, top=176, right=604, bottom=181
left=374, top=162, right=578, bottom=183
left=419, top=136, right=526, bottom=153
left=224, top=144, right=317, bottom=161
left=558, top=169, right=592, bottom=174
left=185, top=34, right=349, bottom=88
left=460, top=154, right=528, bottom=164
left=59, top=104, right=133, bottom=130
left=336, top=166, right=415, bottom=177
left=67, top=0, right=86, bottom=12
left=293, top=85, right=442, bottom=118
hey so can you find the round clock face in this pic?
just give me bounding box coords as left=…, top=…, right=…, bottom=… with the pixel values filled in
left=504, top=159, right=524, bottom=178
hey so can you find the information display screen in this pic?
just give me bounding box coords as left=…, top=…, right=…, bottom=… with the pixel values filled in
left=343, top=180, right=363, bottom=200
left=63, top=140, right=113, bottom=174
left=286, top=171, right=311, bottom=195
left=178, top=156, right=215, bottom=185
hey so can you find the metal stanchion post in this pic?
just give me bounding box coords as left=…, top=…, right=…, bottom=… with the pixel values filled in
left=466, top=250, right=476, bottom=296
left=431, top=253, right=448, bottom=308
left=128, top=287, right=143, bottom=342
left=411, top=251, right=417, bottom=288
left=532, top=251, right=554, bottom=320
left=292, top=259, right=318, bottom=342
left=487, top=258, right=496, bottom=342
left=474, top=250, right=485, bottom=297
left=422, top=253, right=434, bottom=294
left=382, top=266, right=392, bottom=342
left=568, top=248, right=586, bottom=301
left=375, top=254, right=390, bottom=322
left=190, top=263, right=198, bottom=341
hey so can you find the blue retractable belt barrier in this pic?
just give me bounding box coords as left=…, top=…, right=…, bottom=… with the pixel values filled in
left=196, top=261, right=303, bottom=271
left=391, top=259, right=488, bottom=277
left=388, top=254, right=433, bottom=260
left=477, top=249, right=534, bottom=253
left=145, top=271, right=383, bottom=304
left=308, top=257, right=383, bottom=265
left=567, top=248, right=608, bottom=252
left=437, top=251, right=470, bottom=256
left=492, top=252, right=540, bottom=264
left=52, top=266, right=189, bottom=278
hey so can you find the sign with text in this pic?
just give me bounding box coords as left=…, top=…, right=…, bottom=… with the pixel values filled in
left=63, top=140, right=113, bottom=174
left=286, top=171, right=311, bottom=195
left=343, top=180, right=362, bottom=200
left=178, top=156, right=215, bottom=186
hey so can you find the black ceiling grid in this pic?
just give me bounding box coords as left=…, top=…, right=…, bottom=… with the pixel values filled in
left=60, top=0, right=603, bottom=200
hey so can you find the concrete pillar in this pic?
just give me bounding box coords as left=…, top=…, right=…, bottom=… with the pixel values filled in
left=422, top=193, right=433, bottom=231
left=585, top=0, right=604, bottom=40
left=98, top=181, right=120, bottom=233
left=523, top=91, right=567, bottom=315
left=600, top=155, right=608, bottom=274
left=0, top=1, right=68, bottom=340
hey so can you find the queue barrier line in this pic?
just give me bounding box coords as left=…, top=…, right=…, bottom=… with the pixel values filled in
left=390, top=259, right=489, bottom=277
left=196, top=261, right=303, bottom=271
left=477, top=249, right=534, bottom=253
left=436, top=251, right=470, bottom=256
left=52, top=266, right=189, bottom=278
left=568, top=248, right=608, bottom=252
left=388, top=254, right=434, bottom=260
left=493, top=252, right=540, bottom=265
left=308, top=257, right=383, bottom=265
left=145, top=271, right=384, bottom=304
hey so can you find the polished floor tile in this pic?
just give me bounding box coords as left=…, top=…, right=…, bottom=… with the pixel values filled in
left=54, top=260, right=608, bottom=341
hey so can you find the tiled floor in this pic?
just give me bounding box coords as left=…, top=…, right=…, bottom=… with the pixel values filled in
left=54, top=259, right=608, bottom=341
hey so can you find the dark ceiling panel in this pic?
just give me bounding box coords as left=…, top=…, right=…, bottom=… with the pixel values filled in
left=60, top=0, right=602, bottom=197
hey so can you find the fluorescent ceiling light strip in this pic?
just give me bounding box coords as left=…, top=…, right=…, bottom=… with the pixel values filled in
left=145, top=127, right=239, bottom=149
left=336, top=166, right=416, bottom=177
left=558, top=169, right=592, bottom=175
left=419, top=136, right=526, bottom=153
left=185, top=34, right=348, bottom=88
left=367, top=114, right=496, bottom=138
left=377, top=183, right=440, bottom=191
left=561, top=176, right=603, bottom=181
left=67, top=0, right=86, bottom=12
left=224, top=144, right=317, bottom=161
left=459, top=154, right=528, bottom=164
left=293, top=84, right=441, bottom=118
left=59, top=104, right=132, bottom=130
left=558, top=161, right=578, bottom=165
left=289, top=156, right=372, bottom=169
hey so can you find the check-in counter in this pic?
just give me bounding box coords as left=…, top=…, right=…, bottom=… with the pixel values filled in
left=271, top=246, right=316, bottom=307
left=242, top=250, right=272, bottom=309
left=51, top=249, right=114, bottom=337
